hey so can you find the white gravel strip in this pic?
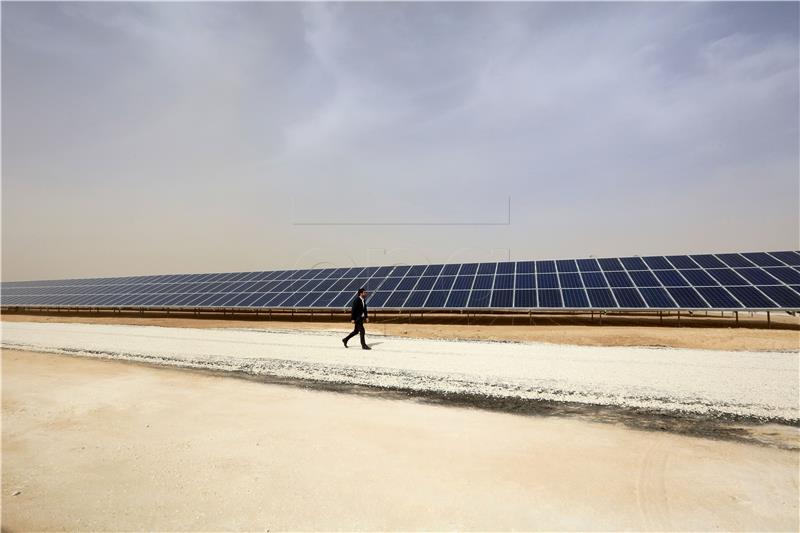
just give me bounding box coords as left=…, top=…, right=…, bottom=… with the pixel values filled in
left=2, top=321, right=798, bottom=421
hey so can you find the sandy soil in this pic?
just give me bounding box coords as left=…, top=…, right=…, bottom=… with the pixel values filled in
left=3, top=349, right=798, bottom=531
left=4, top=321, right=798, bottom=422
left=3, top=313, right=799, bottom=352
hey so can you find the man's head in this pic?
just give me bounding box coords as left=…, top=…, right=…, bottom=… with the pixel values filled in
left=358, top=288, right=367, bottom=297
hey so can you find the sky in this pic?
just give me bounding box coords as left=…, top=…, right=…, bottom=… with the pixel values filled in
left=2, top=2, right=798, bottom=281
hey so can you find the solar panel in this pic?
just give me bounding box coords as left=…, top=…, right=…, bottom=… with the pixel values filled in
left=586, top=288, right=616, bottom=307
left=3, top=251, right=800, bottom=312
left=468, top=290, right=491, bottom=307
left=582, top=272, right=608, bottom=288
left=538, top=289, right=562, bottom=308
left=613, top=288, right=646, bottom=308
left=424, top=291, right=448, bottom=308
left=563, top=289, right=589, bottom=307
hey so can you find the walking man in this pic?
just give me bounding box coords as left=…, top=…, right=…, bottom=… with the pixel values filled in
left=342, top=288, right=371, bottom=350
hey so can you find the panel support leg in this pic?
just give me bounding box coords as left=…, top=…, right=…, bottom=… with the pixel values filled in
left=767, top=311, right=771, bottom=329
left=735, top=311, right=738, bottom=326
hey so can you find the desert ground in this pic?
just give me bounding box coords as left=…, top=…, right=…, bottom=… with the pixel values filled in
left=2, top=311, right=799, bottom=351
left=3, top=349, right=799, bottom=531
left=2, top=315, right=799, bottom=530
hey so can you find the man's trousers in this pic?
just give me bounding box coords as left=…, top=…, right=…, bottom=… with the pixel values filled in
left=344, top=319, right=366, bottom=347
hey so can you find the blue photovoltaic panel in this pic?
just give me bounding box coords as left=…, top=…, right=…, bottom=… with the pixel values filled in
left=458, top=263, right=478, bottom=275
left=735, top=268, right=779, bottom=285
left=494, top=275, right=514, bottom=289
left=666, top=255, right=699, bottom=269
left=477, top=263, right=496, bottom=275
left=639, top=287, right=676, bottom=308
left=445, top=291, right=469, bottom=307
left=643, top=256, right=672, bottom=270
left=433, top=276, right=455, bottom=291
left=696, top=287, right=741, bottom=308
left=424, top=291, right=448, bottom=308
left=679, top=269, right=718, bottom=286
left=620, top=257, right=647, bottom=270
left=452, top=276, right=474, bottom=291
left=582, top=272, right=608, bottom=288
left=516, top=261, right=535, bottom=274
left=666, top=287, right=708, bottom=308
left=441, top=264, right=460, bottom=276
left=497, top=262, right=515, bottom=275
left=422, top=264, right=443, bottom=277
left=691, top=254, right=726, bottom=268
left=598, top=258, right=624, bottom=271
left=3, top=251, right=799, bottom=312
left=407, top=265, right=425, bottom=277
left=367, top=291, right=391, bottom=307
left=378, top=277, right=400, bottom=291
left=654, top=270, right=688, bottom=287
left=490, top=290, right=513, bottom=307
left=612, top=288, right=646, bottom=308
left=604, top=271, right=633, bottom=288
left=586, top=288, right=615, bottom=308
left=725, top=286, right=776, bottom=308
left=514, top=289, right=536, bottom=307
left=629, top=271, right=661, bottom=287
left=414, top=277, right=435, bottom=291
left=741, top=252, right=783, bottom=267
left=537, top=274, right=558, bottom=289
left=536, top=261, right=556, bottom=273
left=768, top=251, right=800, bottom=266
left=397, top=277, right=417, bottom=290
left=538, top=289, right=562, bottom=308
left=559, top=273, right=583, bottom=288
left=562, top=289, right=589, bottom=307
left=556, top=259, right=578, bottom=272
left=515, top=274, right=535, bottom=289
left=758, top=286, right=800, bottom=308
left=385, top=291, right=410, bottom=307
left=468, top=290, right=491, bottom=307
left=473, top=275, right=493, bottom=290
left=716, top=253, right=754, bottom=268
left=766, top=267, right=800, bottom=285
left=707, top=269, right=748, bottom=286
left=404, top=291, right=429, bottom=308
left=576, top=258, right=601, bottom=272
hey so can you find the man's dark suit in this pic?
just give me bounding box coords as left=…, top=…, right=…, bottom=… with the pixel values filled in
left=343, top=296, right=368, bottom=348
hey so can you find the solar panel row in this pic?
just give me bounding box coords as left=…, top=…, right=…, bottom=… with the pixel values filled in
left=2, top=251, right=800, bottom=311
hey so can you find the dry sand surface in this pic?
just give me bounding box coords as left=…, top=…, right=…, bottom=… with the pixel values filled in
left=3, top=349, right=799, bottom=531
left=3, top=321, right=798, bottom=421
left=3, top=312, right=799, bottom=351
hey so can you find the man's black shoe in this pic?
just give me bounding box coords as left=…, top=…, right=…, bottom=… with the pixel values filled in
left=362, top=345, right=371, bottom=350
left=342, top=338, right=348, bottom=348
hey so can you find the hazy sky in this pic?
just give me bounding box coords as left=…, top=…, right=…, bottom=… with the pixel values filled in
left=2, top=2, right=798, bottom=281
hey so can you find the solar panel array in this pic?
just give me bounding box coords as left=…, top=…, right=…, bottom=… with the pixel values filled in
left=2, top=251, right=800, bottom=311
